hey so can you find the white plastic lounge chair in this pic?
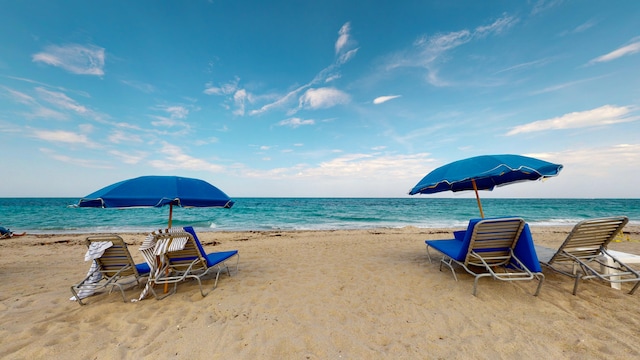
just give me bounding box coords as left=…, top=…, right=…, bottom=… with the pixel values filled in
left=426, top=217, right=544, bottom=296
left=534, top=216, right=640, bottom=295
left=145, top=227, right=238, bottom=300
left=71, top=235, right=150, bottom=305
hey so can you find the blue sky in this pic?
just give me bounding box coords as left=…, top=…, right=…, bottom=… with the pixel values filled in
left=1, top=0, right=639, bottom=198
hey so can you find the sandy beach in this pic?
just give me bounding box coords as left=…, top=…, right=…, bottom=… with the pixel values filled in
left=2, top=225, right=640, bottom=359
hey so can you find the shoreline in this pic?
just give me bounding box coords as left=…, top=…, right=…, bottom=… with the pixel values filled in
left=2, top=226, right=640, bottom=358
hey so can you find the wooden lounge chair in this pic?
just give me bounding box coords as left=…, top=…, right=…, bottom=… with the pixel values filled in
left=534, top=216, right=640, bottom=295
left=71, top=235, right=150, bottom=305
left=146, top=227, right=238, bottom=300
left=426, top=217, right=544, bottom=296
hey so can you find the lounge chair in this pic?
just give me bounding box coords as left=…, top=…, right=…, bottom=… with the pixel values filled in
left=145, top=227, right=238, bottom=300
left=71, top=235, right=151, bottom=305
left=426, top=217, right=544, bottom=296
left=534, top=216, right=640, bottom=295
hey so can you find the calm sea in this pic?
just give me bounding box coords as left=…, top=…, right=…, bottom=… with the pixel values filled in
left=1, top=198, right=639, bottom=234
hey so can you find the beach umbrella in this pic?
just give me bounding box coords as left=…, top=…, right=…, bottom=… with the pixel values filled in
left=408, top=154, right=563, bottom=218
left=77, top=175, right=234, bottom=228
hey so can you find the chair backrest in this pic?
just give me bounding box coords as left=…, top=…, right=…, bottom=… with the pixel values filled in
left=86, top=235, right=138, bottom=278
left=464, top=217, right=525, bottom=267
left=157, top=230, right=209, bottom=273
left=548, top=216, right=629, bottom=264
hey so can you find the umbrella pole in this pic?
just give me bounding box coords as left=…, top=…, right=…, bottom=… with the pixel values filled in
left=471, top=179, right=485, bottom=218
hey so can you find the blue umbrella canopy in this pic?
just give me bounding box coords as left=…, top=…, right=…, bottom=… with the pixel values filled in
left=78, top=175, right=234, bottom=209
left=409, top=154, right=562, bottom=217
left=77, top=176, right=233, bottom=227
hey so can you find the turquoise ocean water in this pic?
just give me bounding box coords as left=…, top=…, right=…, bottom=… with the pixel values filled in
left=1, top=198, right=639, bottom=234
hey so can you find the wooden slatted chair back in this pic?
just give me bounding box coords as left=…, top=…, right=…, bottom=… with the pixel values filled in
left=549, top=216, right=629, bottom=264
left=87, top=235, right=138, bottom=278
left=465, top=218, right=525, bottom=268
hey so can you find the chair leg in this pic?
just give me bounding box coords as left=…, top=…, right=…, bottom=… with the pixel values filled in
left=426, top=245, right=433, bottom=263
left=572, top=274, right=581, bottom=295
left=629, top=280, right=640, bottom=295
left=533, top=274, right=545, bottom=296
left=439, top=257, right=458, bottom=281
left=70, top=286, right=86, bottom=306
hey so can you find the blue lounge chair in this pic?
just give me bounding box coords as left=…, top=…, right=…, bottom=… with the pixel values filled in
left=426, top=217, right=544, bottom=296
left=147, top=227, right=238, bottom=299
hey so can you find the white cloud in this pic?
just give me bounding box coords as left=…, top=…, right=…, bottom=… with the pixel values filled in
left=33, top=129, right=92, bottom=145
left=32, top=44, right=105, bottom=76
left=506, top=105, right=637, bottom=135
left=203, top=78, right=239, bottom=95
left=161, top=105, right=189, bottom=119
left=293, top=153, right=434, bottom=185
left=531, top=0, right=564, bottom=15
left=237, top=152, right=433, bottom=184
left=120, top=79, right=155, bottom=93
left=335, top=22, right=351, bottom=55
left=3, top=87, right=37, bottom=105
left=373, top=95, right=401, bottom=105
left=109, top=150, right=147, bottom=164
left=588, top=40, right=640, bottom=65
left=148, top=142, right=225, bottom=172
left=386, top=14, right=518, bottom=86
left=523, top=144, right=640, bottom=198
left=36, top=87, right=88, bottom=114
left=233, top=89, right=248, bottom=116
left=337, top=48, right=359, bottom=65
left=39, top=148, right=112, bottom=169
left=250, top=23, right=357, bottom=116
left=298, top=87, right=350, bottom=110
left=108, top=130, right=143, bottom=144
left=278, top=117, right=315, bottom=128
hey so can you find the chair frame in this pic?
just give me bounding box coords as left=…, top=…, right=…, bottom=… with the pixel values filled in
left=428, top=218, right=544, bottom=296
left=147, top=230, right=239, bottom=300
left=536, top=216, right=640, bottom=295
left=71, top=234, right=149, bottom=305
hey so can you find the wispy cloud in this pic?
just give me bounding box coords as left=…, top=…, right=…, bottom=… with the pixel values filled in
left=506, top=105, right=637, bottom=135
left=373, top=95, right=401, bottom=105
left=588, top=39, right=640, bottom=65
left=335, top=22, right=352, bottom=55
left=108, top=130, right=143, bottom=144
left=278, top=117, right=315, bottom=128
left=203, top=77, right=254, bottom=116
left=120, top=79, right=155, bottom=93
left=36, top=87, right=88, bottom=114
left=494, top=57, right=554, bottom=74
left=386, top=14, right=518, bottom=86
left=238, top=152, right=433, bottom=182
left=32, top=129, right=94, bottom=146
left=148, top=142, right=225, bottom=172
left=529, top=75, right=606, bottom=95
left=559, top=19, right=597, bottom=36
left=203, top=77, right=239, bottom=95
left=150, top=105, right=194, bottom=129
left=291, top=152, right=432, bottom=181
left=32, top=44, right=106, bottom=76
left=109, top=149, right=148, bottom=164
left=531, top=0, right=564, bottom=16
left=297, top=87, right=350, bottom=111
left=249, top=22, right=358, bottom=116
left=39, top=148, right=112, bottom=169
